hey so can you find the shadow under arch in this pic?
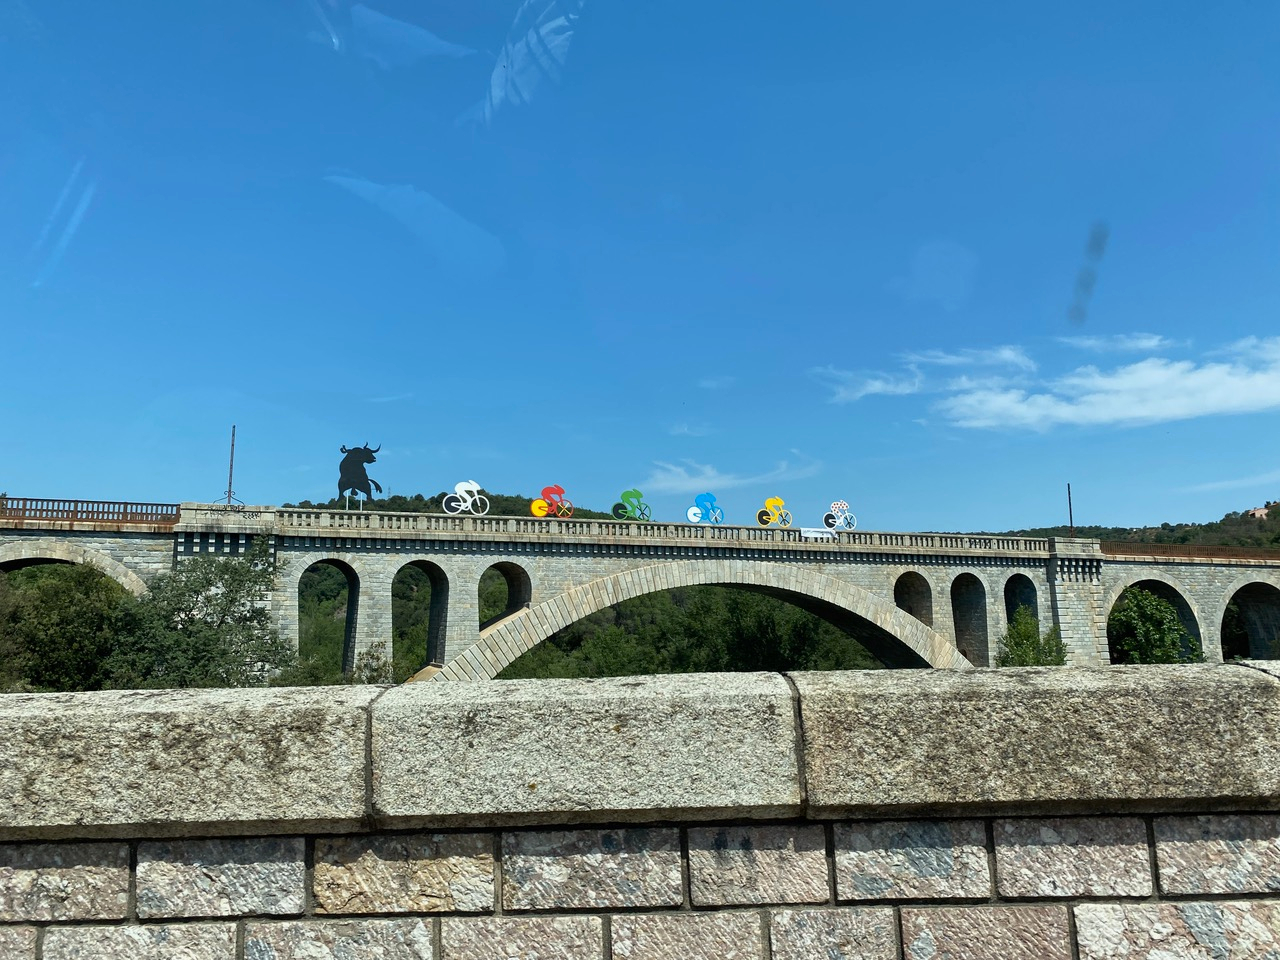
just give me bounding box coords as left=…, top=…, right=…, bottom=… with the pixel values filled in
left=298, top=558, right=360, bottom=672
left=894, top=571, right=933, bottom=626
left=0, top=543, right=148, bottom=596
left=478, top=561, right=532, bottom=632
left=1222, top=581, right=1280, bottom=660
left=392, top=559, right=450, bottom=669
left=951, top=572, right=989, bottom=667
left=436, top=559, right=972, bottom=680
left=1106, top=576, right=1202, bottom=663
left=1004, top=573, right=1038, bottom=622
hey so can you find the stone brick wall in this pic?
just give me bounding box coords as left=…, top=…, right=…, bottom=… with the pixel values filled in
left=3, top=664, right=1280, bottom=957
left=5, top=814, right=1280, bottom=958
left=0, top=528, right=173, bottom=595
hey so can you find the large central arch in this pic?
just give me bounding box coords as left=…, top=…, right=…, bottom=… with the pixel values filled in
left=434, top=560, right=972, bottom=680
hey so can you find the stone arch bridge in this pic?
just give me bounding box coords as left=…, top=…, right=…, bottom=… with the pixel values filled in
left=2, top=498, right=1279, bottom=676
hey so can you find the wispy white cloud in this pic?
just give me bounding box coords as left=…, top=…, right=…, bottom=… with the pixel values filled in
left=642, top=452, right=821, bottom=495
left=818, top=334, right=1280, bottom=432
left=697, top=376, right=735, bottom=390
left=940, top=337, right=1280, bottom=430
left=669, top=423, right=711, bottom=437
left=1057, top=333, right=1175, bottom=353
left=943, top=374, right=1026, bottom=392
left=811, top=365, right=922, bottom=404
left=902, top=345, right=1036, bottom=371
left=1182, top=468, right=1280, bottom=494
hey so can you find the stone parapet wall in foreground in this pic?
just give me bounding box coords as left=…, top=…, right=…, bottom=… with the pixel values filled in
left=2, top=664, right=1280, bottom=957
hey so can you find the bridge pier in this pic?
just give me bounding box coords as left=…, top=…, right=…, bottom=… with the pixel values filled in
left=1048, top=538, right=1109, bottom=666
left=440, top=576, right=482, bottom=667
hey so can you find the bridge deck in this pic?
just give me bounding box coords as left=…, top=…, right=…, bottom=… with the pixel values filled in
left=263, top=508, right=1053, bottom=555
left=6, top=499, right=1279, bottom=563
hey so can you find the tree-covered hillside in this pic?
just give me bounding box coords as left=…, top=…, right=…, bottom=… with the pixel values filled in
left=286, top=490, right=615, bottom=520
left=993, top=502, right=1280, bottom=548
left=497, top=586, right=882, bottom=678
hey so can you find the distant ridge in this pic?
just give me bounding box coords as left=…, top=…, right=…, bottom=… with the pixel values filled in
left=988, top=502, right=1279, bottom=549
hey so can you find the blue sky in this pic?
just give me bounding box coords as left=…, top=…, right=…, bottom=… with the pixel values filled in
left=2, top=1, right=1278, bottom=532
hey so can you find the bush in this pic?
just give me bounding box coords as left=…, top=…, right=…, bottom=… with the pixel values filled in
left=994, top=605, right=1067, bottom=667
left=0, top=564, right=126, bottom=691
left=1107, top=586, right=1205, bottom=664
left=104, top=538, right=295, bottom=688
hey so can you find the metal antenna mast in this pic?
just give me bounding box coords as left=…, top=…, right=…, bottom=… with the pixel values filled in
left=221, top=425, right=242, bottom=505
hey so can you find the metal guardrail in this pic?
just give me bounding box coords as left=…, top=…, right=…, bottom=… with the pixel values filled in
left=272, top=509, right=1052, bottom=552
left=1101, top=540, right=1280, bottom=561
left=0, top=498, right=181, bottom=526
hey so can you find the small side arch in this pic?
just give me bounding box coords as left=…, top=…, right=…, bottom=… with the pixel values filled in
left=894, top=571, right=934, bottom=626
left=436, top=559, right=972, bottom=680
left=1104, top=575, right=1203, bottom=663
left=393, top=559, right=450, bottom=669
left=1220, top=579, right=1280, bottom=660
left=479, top=561, right=533, bottom=631
left=295, top=558, right=361, bottom=672
left=0, top=542, right=149, bottom=596
left=950, top=572, right=990, bottom=666
left=1004, top=573, right=1038, bottom=623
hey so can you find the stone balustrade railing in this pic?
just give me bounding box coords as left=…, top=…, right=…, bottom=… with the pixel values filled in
left=2, top=665, right=1280, bottom=957
left=262, top=507, right=1054, bottom=553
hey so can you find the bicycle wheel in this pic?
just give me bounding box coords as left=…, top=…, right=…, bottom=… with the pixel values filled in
left=443, top=494, right=463, bottom=515
left=612, top=502, right=629, bottom=521
left=843, top=513, right=857, bottom=530
left=531, top=498, right=550, bottom=518
left=756, top=508, right=772, bottom=526
left=637, top=503, right=652, bottom=521
left=709, top=507, right=724, bottom=524
left=558, top=499, right=574, bottom=518
left=471, top=495, right=490, bottom=516
left=823, top=512, right=837, bottom=529
left=686, top=506, right=703, bottom=524
left=778, top=510, right=792, bottom=527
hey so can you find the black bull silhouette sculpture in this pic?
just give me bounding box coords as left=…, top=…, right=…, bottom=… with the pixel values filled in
left=338, top=444, right=383, bottom=500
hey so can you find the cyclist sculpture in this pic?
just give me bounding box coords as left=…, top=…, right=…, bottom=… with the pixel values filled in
left=685, top=492, right=724, bottom=524
left=442, top=480, right=490, bottom=516
left=756, top=496, right=792, bottom=527
left=531, top=484, right=574, bottom=518
left=822, top=499, right=857, bottom=530
left=612, top=488, right=652, bottom=521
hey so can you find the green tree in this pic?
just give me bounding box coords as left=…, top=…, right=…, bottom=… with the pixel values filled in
left=993, top=605, right=1067, bottom=667
left=287, top=563, right=349, bottom=684
left=499, top=586, right=883, bottom=679
left=1107, top=587, right=1205, bottom=664
left=105, top=538, right=294, bottom=688
left=0, top=575, right=29, bottom=691
left=391, top=564, right=433, bottom=680
left=0, top=564, right=127, bottom=691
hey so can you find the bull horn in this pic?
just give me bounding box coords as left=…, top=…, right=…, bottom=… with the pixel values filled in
left=368, top=444, right=381, bottom=453
left=341, top=446, right=349, bottom=453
